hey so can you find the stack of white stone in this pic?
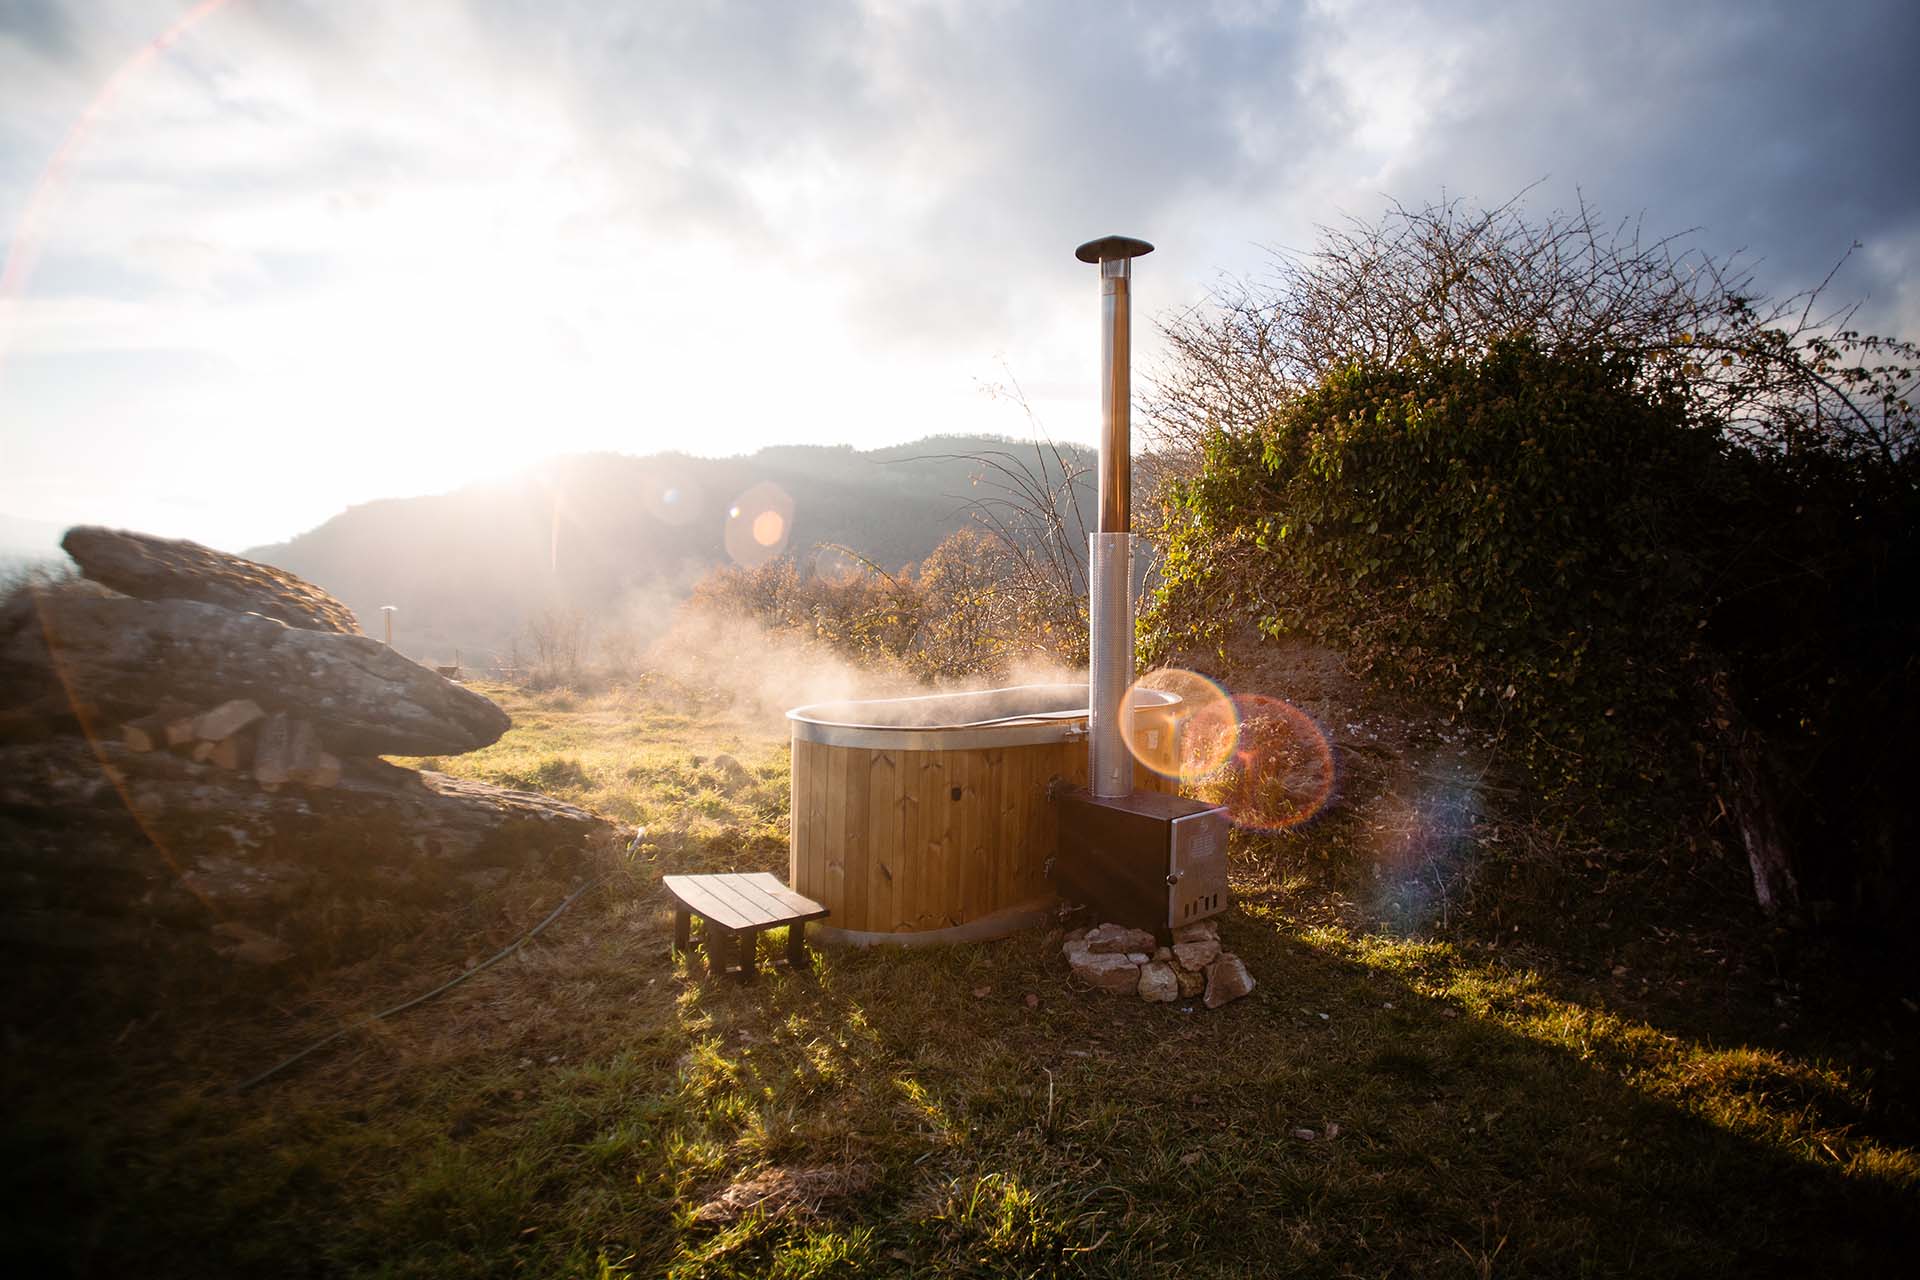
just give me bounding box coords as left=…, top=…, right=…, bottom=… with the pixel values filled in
left=1061, top=919, right=1254, bottom=1007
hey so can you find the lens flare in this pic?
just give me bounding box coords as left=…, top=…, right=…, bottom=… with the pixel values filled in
left=1122, top=668, right=1240, bottom=783
left=812, top=543, right=866, bottom=586
left=1200, top=693, right=1337, bottom=831
left=724, top=481, right=794, bottom=567
left=642, top=469, right=703, bottom=526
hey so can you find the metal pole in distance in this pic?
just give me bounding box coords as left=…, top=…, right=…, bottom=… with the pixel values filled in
left=1076, top=234, right=1153, bottom=799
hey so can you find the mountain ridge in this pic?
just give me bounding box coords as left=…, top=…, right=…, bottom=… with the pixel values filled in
left=244, top=434, right=1095, bottom=664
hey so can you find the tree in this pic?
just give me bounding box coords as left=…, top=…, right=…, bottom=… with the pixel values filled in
left=522, top=606, right=590, bottom=685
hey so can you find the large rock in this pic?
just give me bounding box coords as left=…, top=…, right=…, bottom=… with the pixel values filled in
left=1069, top=950, right=1141, bottom=995
left=61, top=526, right=360, bottom=634
left=0, top=733, right=617, bottom=930
left=2, top=588, right=507, bottom=756
left=1203, top=953, right=1256, bottom=1009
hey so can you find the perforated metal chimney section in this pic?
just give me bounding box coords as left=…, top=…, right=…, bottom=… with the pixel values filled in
left=1075, top=235, right=1153, bottom=799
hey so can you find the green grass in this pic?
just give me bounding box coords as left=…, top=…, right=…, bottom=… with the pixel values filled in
left=5, top=682, right=1916, bottom=1277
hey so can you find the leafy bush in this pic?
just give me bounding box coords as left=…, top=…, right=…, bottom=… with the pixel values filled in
left=1147, top=339, right=1725, bottom=789
left=1146, top=335, right=1918, bottom=924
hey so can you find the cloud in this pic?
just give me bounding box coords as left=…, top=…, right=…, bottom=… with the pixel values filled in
left=0, top=0, right=73, bottom=58
left=0, top=0, right=1915, bottom=547
left=1312, top=0, right=1920, bottom=331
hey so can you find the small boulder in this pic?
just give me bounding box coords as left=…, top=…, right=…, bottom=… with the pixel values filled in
left=1203, top=953, right=1255, bottom=1008
left=1084, top=922, right=1156, bottom=955
left=1173, top=920, right=1219, bottom=944
left=1138, top=962, right=1179, bottom=1003
left=1173, top=938, right=1221, bottom=969
left=1070, top=950, right=1141, bottom=995
left=1175, top=964, right=1206, bottom=999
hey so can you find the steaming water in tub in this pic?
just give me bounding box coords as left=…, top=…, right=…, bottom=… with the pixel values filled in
left=787, top=683, right=1180, bottom=944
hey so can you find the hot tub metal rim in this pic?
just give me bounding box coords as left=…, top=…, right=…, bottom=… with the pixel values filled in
left=787, top=682, right=1178, bottom=751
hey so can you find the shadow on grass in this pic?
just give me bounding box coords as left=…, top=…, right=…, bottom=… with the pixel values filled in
left=6, top=867, right=1917, bottom=1278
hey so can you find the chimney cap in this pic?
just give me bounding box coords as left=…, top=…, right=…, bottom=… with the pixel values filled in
left=1075, top=235, right=1155, bottom=264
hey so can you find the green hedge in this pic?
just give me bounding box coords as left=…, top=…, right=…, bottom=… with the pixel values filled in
left=1144, top=339, right=1742, bottom=794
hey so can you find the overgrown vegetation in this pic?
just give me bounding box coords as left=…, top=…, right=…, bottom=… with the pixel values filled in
left=8, top=683, right=1915, bottom=1277
left=1145, top=197, right=1918, bottom=932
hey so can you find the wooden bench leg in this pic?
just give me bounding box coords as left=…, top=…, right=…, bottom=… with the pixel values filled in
left=786, top=921, right=810, bottom=969
left=702, top=923, right=732, bottom=977
left=673, top=908, right=691, bottom=957
left=736, top=930, right=757, bottom=981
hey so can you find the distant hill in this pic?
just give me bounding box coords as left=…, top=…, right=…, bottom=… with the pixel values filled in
left=245, top=435, right=1094, bottom=665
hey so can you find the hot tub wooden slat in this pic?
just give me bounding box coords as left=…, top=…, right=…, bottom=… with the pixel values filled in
left=979, top=749, right=1004, bottom=922
left=915, top=753, right=939, bottom=930
left=792, top=738, right=822, bottom=896
left=950, top=749, right=973, bottom=927
left=1001, top=746, right=1031, bottom=904
left=897, top=762, right=923, bottom=931
left=789, top=740, right=805, bottom=888
left=866, top=751, right=897, bottom=935
left=825, top=747, right=849, bottom=912
left=844, top=742, right=871, bottom=934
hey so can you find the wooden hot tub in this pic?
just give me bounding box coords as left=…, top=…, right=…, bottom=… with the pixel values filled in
left=787, top=683, right=1178, bottom=944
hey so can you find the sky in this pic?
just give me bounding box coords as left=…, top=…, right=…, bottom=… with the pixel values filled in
left=1, top=0, right=1915, bottom=551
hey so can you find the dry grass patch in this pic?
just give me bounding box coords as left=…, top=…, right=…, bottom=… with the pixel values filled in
left=5, top=681, right=1917, bottom=1277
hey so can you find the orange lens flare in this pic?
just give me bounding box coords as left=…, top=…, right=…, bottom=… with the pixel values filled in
left=723, top=481, right=794, bottom=567
left=1122, top=668, right=1240, bottom=782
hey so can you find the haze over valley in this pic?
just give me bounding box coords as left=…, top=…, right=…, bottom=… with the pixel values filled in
left=242, top=434, right=1093, bottom=664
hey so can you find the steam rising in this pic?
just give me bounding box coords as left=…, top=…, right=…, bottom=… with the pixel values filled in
left=633, top=594, right=1092, bottom=734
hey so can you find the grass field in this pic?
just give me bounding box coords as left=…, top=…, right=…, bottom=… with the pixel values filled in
left=7, top=681, right=1917, bottom=1277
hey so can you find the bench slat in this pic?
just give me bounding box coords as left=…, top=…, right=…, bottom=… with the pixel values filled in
left=700, top=876, right=784, bottom=929
left=664, top=872, right=827, bottom=932
left=739, top=872, right=830, bottom=921
left=664, top=876, right=759, bottom=932
left=722, top=874, right=828, bottom=926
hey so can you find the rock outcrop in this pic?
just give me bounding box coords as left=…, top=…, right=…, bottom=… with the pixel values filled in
left=60, top=525, right=361, bottom=634
left=0, top=532, right=617, bottom=981
left=0, top=735, right=614, bottom=932
left=4, top=590, right=508, bottom=755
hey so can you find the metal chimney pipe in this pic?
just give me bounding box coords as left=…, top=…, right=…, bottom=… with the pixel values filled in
left=1076, top=234, right=1153, bottom=798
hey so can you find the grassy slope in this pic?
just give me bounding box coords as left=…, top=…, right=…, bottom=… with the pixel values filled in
left=6, top=682, right=1917, bottom=1278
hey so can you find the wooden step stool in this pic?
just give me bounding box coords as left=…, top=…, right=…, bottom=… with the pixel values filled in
left=663, top=872, right=829, bottom=979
